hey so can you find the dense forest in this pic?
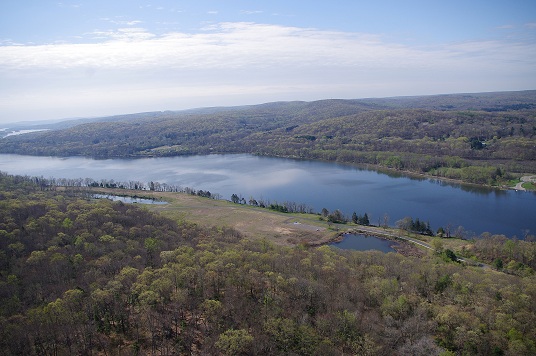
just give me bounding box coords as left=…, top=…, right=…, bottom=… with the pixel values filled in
left=1, top=90, right=535, bottom=186
left=1, top=173, right=535, bottom=355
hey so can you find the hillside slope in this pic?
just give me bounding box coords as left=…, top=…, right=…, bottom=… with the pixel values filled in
left=1, top=90, right=535, bottom=185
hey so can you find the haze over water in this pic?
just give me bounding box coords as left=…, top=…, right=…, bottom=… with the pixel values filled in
left=1, top=153, right=534, bottom=239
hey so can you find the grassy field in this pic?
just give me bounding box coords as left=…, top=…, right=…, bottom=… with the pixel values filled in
left=86, top=187, right=478, bottom=259
left=89, top=188, right=340, bottom=246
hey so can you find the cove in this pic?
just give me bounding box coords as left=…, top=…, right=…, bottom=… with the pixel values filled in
left=0, top=153, right=534, bottom=238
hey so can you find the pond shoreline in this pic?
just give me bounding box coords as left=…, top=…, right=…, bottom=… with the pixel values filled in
left=263, top=153, right=526, bottom=193
left=317, top=227, right=425, bottom=257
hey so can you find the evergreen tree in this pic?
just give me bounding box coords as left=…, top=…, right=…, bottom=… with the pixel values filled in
left=362, top=213, right=370, bottom=226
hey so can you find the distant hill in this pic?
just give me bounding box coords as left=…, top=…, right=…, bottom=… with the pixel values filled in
left=1, top=90, right=535, bottom=186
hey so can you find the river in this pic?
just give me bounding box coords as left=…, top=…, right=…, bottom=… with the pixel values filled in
left=0, top=153, right=534, bottom=238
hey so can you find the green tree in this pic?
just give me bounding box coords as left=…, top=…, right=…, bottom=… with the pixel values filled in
left=443, top=249, right=457, bottom=262
left=144, top=237, right=159, bottom=266
left=215, top=329, right=253, bottom=356
left=231, top=194, right=240, bottom=204
left=432, top=239, right=444, bottom=254
left=362, top=213, right=370, bottom=226
left=328, top=209, right=345, bottom=223
left=61, top=217, right=73, bottom=229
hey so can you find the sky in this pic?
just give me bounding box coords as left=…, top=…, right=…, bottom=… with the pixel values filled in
left=1, top=0, right=535, bottom=124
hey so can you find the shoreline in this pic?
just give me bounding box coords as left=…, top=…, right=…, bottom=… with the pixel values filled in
left=514, top=175, right=536, bottom=191
left=2, top=151, right=533, bottom=192
left=262, top=152, right=531, bottom=192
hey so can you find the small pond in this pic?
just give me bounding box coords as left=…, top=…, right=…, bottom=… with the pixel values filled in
left=93, top=194, right=168, bottom=205
left=330, top=233, right=397, bottom=253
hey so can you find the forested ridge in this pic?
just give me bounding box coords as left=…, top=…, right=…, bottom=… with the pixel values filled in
left=1, top=90, right=535, bottom=186
left=1, top=173, right=536, bottom=355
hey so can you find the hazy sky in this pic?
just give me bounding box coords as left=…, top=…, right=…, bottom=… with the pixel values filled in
left=1, top=0, right=535, bottom=123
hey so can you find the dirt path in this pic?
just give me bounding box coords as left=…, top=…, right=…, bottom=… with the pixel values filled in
left=514, top=175, right=536, bottom=191
left=351, top=225, right=491, bottom=267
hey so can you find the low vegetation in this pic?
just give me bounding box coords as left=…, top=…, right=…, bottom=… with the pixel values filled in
left=1, top=172, right=535, bottom=355
left=523, top=182, right=536, bottom=191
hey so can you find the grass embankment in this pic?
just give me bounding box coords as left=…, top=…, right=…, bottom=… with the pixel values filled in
left=523, top=182, right=536, bottom=191
left=509, top=175, right=536, bottom=191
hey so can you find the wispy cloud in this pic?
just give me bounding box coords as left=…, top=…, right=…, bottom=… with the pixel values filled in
left=87, top=27, right=155, bottom=42
left=0, top=39, right=25, bottom=46
left=241, top=10, right=263, bottom=15
left=112, top=20, right=143, bottom=26
left=57, top=3, right=81, bottom=9
left=0, top=22, right=534, bottom=121
left=2, top=22, right=533, bottom=71
left=99, top=17, right=143, bottom=26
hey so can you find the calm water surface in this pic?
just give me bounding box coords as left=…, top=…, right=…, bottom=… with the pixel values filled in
left=0, top=153, right=534, bottom=238
left=93, top=194, right=168, bottom=205
left=331, top=234, right=397, bottom=253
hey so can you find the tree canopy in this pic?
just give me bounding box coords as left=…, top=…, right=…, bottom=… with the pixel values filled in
left=0, top=172, right=535, bottom=355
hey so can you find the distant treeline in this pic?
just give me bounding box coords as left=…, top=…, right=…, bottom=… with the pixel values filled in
left=1, top=91, right=535, bottom=187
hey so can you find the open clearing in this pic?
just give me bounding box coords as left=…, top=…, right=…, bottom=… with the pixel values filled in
left=89, top=188, right=338, bottom=246
left=85, top=188, right=462, bottom=258
left=514, top=175, right=536, bottom=191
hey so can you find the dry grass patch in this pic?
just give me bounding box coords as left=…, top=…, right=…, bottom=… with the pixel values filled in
left=89, top=188, right=336, bottom=246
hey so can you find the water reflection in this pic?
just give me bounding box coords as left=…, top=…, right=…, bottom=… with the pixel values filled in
left=93, top=194, right=167, bottom=205
left=0, top=153, right=534, bottom=238
left=330, top=234, right=397, bottom=253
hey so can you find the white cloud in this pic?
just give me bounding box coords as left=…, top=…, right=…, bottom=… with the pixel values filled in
left=85, top=27, right=155, bottom=43
left=114, top=20, right=143, bottom=26
left=2, top=22, right=534, bottom=71
left=240, top=10, right=263, bottom=15
left=99, top=18, right=144, bottom=26
left=58, top=3, right=81, bottom=9
left=0, top=22, right=534, bottom=122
